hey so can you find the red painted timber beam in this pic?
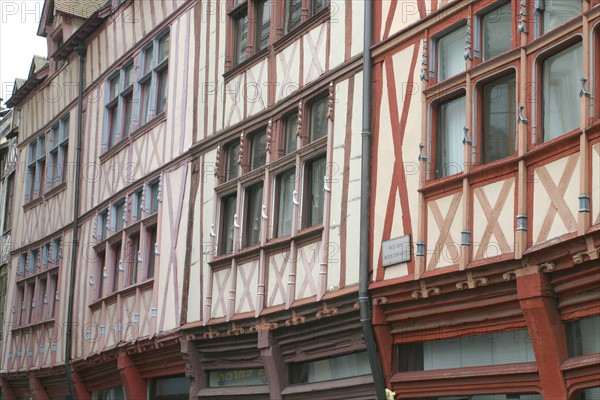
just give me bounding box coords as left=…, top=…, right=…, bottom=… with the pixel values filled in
left=117, top=352, right=146, bottom=399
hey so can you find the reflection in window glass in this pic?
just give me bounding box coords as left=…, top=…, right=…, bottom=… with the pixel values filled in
left=438, top=27, right=465, bottom=81
left=482, top=3, right=512, bottom=60
left=543, top=0, right=581, bottom=33
left=208, top=368, right=267, bottom=387
left=482, top=73, right=516, bottom=163
left=289, top=352, right=371, bottom=384
left=436, top=95, right=465, bottom=178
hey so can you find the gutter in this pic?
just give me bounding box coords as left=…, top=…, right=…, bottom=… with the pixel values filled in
left=359, top=2, right=387, bottom=400
left=65, top=42, right=86, bottom=400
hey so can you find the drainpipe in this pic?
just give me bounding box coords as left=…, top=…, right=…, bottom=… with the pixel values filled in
left=65, top=41, right=86, bottom=400
left=359, top=2, right=387, bottom=400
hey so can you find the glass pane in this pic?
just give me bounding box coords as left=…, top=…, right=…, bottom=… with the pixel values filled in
left=256, top=1, right=270, bottom=51
left=436, top=96, right=465, bottom=178
left=128, top=235, right=139, bottom=285
left=140, top=81, right=152, bottom=124
left=221, top=195, right=237, bottom=254
left=482, top=3, right=512, bottom=60
left=543, top=0, right=581, bottom=33
left=579, top=387, right=600, bottom=400
left=482, top=73, right=516, bottom=163
left=151, top=376, right=190, bottom=398
left=109, top=76, right=120, bottom=100
left=143, top=47, right=154, bottom=74
left=286, top=0, right=302, bottom=33
left=250, top=130, right=266, bottom=170
left=306, top=157, right=326, bottom=227
left=63, top=118, right=69, bottom=138
left=244, top=183, right=263, bottom=247
left=543, top=42, right=582, bottom=142
left=135, top=190, right=144, bottom=219
left=438, top=27, right=465, bottom=81
left=109, top=105, right=119, bottom=146
left=124, top=64, right=134, bottom=87
left=157, top=69, right=168, bottom=114
left=159, top=34, right=170, bottom=63
left=112, top=244, right=121, bottom=292
left=289, top=352, right=371, bottom=384
left=208, top=369, right=267, bottom=387
left=284, top=113, right=298, bottom=154
left=115, top=202, right=125, bottom=231
left=147, top=227, right=157, bottom=278
left=122, top=94, right=132, bottom=137
left=235, top=13, right=248, bottom=65
left=226, top=142, right=240, bottom=181
left=276, top=169, right=295, bottom=237
left=309, top=97, right=328, bottom=142
left=311, top=0, right=327, bottom=15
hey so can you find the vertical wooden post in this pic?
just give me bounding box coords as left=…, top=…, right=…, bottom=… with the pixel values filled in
left=117, top=352, right=147, bottom=400
left=29, top=374, right=50, bottom=400
left=258, top=331, right=285, bottom=400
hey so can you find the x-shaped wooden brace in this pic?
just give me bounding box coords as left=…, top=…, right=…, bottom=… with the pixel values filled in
left=212, top=268, right=231, bottom=318
left=428, top=193, right=462, bottom=270
left=236, top=261, right=257, bottom=313
left=226, top=75, right=244, bottom=127
left=474, top=179, right=513, bottom=259
left=268, top=255, right=288, bottom=307
left=536, top=154, right=578, bottom=242
left=297, top=245, right=318, bottom=299
left=278, top=42, right=299, bottom=100
left=305, top=24, right=326, bottom=81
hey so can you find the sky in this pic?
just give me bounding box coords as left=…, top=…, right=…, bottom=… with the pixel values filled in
left=0, top=0, right=48, bottom=106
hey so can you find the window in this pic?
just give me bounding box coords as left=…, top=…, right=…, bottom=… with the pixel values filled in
left=311, top=0, right=327, bottom=16
left=208, top=368, right=267, bottom=387
left=303, top=155, right=326, bottom=228
left=396, top=329, right=535, bottom=372
left=285, top=0, right=302, bottom=33
left=26, top=281, right=35, bottom=324
left=4, top=173, right=14, bottom=233
left=138, top=31, right=169, bottom=125
left=114, top=200, right=126, bottom=232
left=274, top=168, right=295, bottom=237
left=578, top=387, right=600, bottom=400
left=0, top=265, right=7, bottom=339
left=16, top=284, right=24, bottom=325
left=432, top=395, right=542, bottom=400
left=43, top=243, right=51, bottom=268
left=481, top=2, right=512, bottom=60
left=149, top=376, right=190, bottom=400
left=26, top=136, right=45, bottom=200
left=49, top=273, right=57, bottom=318
left=133, top=188, right=144, bottom=220
left=48, top=117, right=69, bottom=187
left=30, top=249, right=39, bottom=273
left=98, top=210, right=109, bottom=240
left=229, top=0, right=272, bottom=67
left=106, top=74, right=121, bottom=147
left=38, top=277, right=47, bottom=320
left=541, top=0, right=581, bottom=34
left=566, top=315, right=600, bottom=357
left=249, top=129, right=266, bottom=170
left=243, top=182, right=263, bottom=247
left=542, top=42, right=582, bottom=142
left=220, top=194, right=237, bottom=255
left=111, top=242, right=122, bottom=293
left=437, top=26, right=465, bottom=81
left=97, top=251, right=106, bottom=299
left=53, top=238, right=62, bottom=264
left=149, top=181, right=160, bottom=214
left=146, top=226, right=157, bottom=279
left=289, top=352, right=371, bottom=385
left=225, top=142, right=240, bottom=181
left=127, top=234, right=140, bottom=285
left=92, top=386, right=125, bottom=400
left=283, top=112, right=298, bottom=154
left=309, top=96, right=328, bottom=142
left=481, top=73, right=516, bottom=163
left=435, top=95, right=465, bottom=178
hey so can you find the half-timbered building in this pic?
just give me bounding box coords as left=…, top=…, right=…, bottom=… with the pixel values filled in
left=369, top=0, right=600, bottom=399
left=180, top=0, right=378, bottom=399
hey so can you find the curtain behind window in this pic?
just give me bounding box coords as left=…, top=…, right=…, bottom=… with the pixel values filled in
left=437, top=96, right=465, bottom=178
left=438, top=27, right=465, bottom=81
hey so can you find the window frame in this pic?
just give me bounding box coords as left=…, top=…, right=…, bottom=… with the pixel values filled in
left=26, top=136, right=46, bottom=201
left=535, top=0, right=582, bottom=37
left=477, top=1, right=514, bottom=62
left=48, top=116, right=69, bottom=188
left=430, top=22, right=467, bottom=83
left=431, top=91, right=467, bottom=180
left=137, top=30, right=170, bottom=126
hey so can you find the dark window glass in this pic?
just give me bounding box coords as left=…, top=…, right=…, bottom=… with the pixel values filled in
left=311, top=0, right=327, bottom=15
left=115, top=201, right=125, bottom=231
left=150, top=181, right=160, bottom=213
left=256, top=0, right=270, bottom=51
left=149, top=376, right=190, bottom=400
left=309, top=96, right=328, bottom=142
left=284, top=112, right=298, bottom=154
left=304, top=156, right=326, bottom=228
left=4, top=174, right=13, bottom=232
left=566, top=316, right=600, bottom=358
left=226, top=142, right=240, bottom=181
left=482, top=73, right=516, bottom=163
left=234, top=12, right=248, bottom=65
left=285, top=0, right=302, bottom=33
left=397, top=343, right=424, bottom=372
left=147, top=226, right=157, bottom=279
left=276, top=169, right=295, bottom=237
left=208, top=368, right=267, bottom=387
left=244, top=182, right=263, bottom=247
left=112, top=243, right=121, bottom=293
left=128, top=235, right=140, bottom=285
left=543, top=0, right=581, bottom=33
left=482, top=3, right=512, bottom=60
left=157, top=69, right=168, bottom=114
left=289, top=352, right=371, bottom=384
left=250, top=130, right=266, bottom=170
left=220, top=194, right=237, bottom=254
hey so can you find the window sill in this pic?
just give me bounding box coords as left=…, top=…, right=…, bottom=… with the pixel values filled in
left=22, top=196, right=43, bottom=211
left=12, top=318, right=56, bottom=332
left=23, top=182, right=68, bottom=211
left=16, top=263, right=59, bottom=283
left=89, top=278, right=154, bottom=310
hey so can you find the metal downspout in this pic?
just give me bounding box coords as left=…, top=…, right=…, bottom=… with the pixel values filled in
left=359, top=2, right=387, bottom=399
left=65, top=42, right=86, bottom=400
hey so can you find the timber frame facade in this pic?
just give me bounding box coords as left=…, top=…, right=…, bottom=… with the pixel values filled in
left=369, top=0, right=600, bottom=399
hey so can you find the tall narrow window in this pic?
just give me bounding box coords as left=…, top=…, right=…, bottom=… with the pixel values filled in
left=112, top=243, right=121, bottom=293
left=26, top=282, right=35, bottom=324
left=26, top=136, right=45, bottom=200
left=275, top=168, right=295, bottom=237
left=285, top=0, right=302, bottom=33
left=53, top=238, right=62, bottom=264
left=304, top=156, right=326, bottom=228
left=107, top=75, right=120, bottom=146
left=149, top=181, right=160, bottom=214
left=98, top=210, right=109, bottom=240
left=4, top=174, right=13, bottom=233
left=249, top=130, right=266, bottom=170
left=128, top=234, right=140, bottom=285
left=146, top=226, right=157, bottom=279
left=482, top=3, right=512, bottom=60
left=140, top=46, right=154, bottom=124
left=542, top=42, right=582, bottom=142
left=122, top=64, right=134, bottom=137
left=436, top=95, right=465, bottom=178
left=482, top=73, right=516, bottom=163
left=437, top=26, right=465, bottom=81
left=114, top=200, right=125, bottom=232
left=220, top=194, right=237, bottom=255
left=16, top=284, right=24, bottom=325
left=156, top=34, right=169, bottom=114
left=38, top=278, right=47, bottom=320
left=48, top=117, right=69, bottom=187
left=284, top=112, right=298, bottom=154
left=255, top=0, right=270, bottom=52
left=311, top=0, right=327, bottom=16
left=225, top=142, right=240, bottom=181
left=309, top=96, right=328, bottom=142
left=49, top=274, right=58, bottom=318
left=134, top=188, right=144, bottom=220
left=244, top=183, right=263, bottom=247
left=542, top=0, right=581, bottom=34
left=234, top=10, right=249, bottom=65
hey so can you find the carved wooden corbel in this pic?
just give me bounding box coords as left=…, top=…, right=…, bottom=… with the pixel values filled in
left=316, top=302, right=339, bottom=319
left=456, top=272, right=489, bottom=290
left=285, top=310, right=306, bottom=326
